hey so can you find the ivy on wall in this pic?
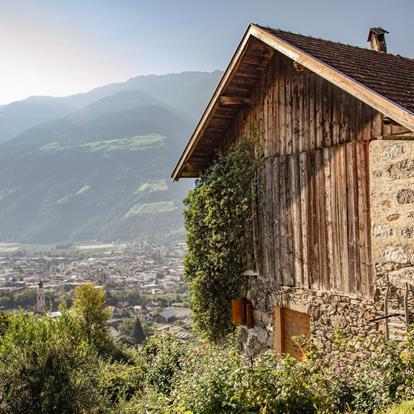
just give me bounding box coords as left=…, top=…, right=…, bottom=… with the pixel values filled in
left=183, top=138, right=262, bottom=342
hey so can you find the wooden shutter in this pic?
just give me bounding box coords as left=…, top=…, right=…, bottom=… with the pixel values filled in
left=231, top=299, right=243, bottom=325
left=245, top=300, right=254, bottom=329
left=273, top=306, right=310, bottom=359
left=231, top=298, right=254, bottom=328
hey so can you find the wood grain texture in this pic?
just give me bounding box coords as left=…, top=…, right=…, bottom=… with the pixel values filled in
left=257, top=142, right=372, bottom=297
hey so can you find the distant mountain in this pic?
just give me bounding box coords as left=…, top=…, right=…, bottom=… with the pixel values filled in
left=0, top=71, right=222, bottom=243
left=0, top=71, right=222, bottom=144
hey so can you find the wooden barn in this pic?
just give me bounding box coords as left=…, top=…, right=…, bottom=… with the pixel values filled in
left=172, top=25, right=414, bottom=356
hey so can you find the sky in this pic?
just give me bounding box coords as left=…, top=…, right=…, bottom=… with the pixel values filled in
left=0, top=0, right=413, bottom=105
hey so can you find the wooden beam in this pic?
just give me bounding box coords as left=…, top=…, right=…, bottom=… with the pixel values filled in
left=171, top=25, right=256, bottom=181
left=219, top=96, right=251, bottom=106
left=293, top=61, right=309, bottom=72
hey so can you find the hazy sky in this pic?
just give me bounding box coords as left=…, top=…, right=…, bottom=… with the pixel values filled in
left=1, top=0, right=412, bottom=105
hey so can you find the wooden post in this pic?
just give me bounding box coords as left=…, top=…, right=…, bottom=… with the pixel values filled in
left=404, top=283, right=410, bottom=327
left=384, top=283, right=389, bottom=340
left=273, top=306, right=283, bottom=356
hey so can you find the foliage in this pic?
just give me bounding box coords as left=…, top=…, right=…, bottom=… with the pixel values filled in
left=99, top=359, right=145, bottom=405
left=0, top=311, right=109, bottom=414
left=0, top=311, right=10, bottom=336
left=304, top=329, right=414, bottom=413
left=133, top=318, right=146, bottom=344
left=140, top=334, right=187, bottom=395
left=2, top=282, right=414, bottom=414
left=385, top=401, right=414, bottom=414
left=123, top=329, right=414, bottom=414
left=183, top=138, right=262, bottom=342
left=71, top=283, right=111, bottom=346
left=118, top=317, right=146, bottom=346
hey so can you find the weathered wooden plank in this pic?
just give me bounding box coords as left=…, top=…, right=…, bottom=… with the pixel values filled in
left=337, top=145, right=349, bottom=292
left=285, top=62, right=293, bottom=155
left=308, top=74, right=316, bottom=151
left=291, top=72, right=299, bottom=154
left=315, top=150, right=328, bottom=290
left=323, top=83, right=333, bottom=147
left=279, top=157, right=289, bottom=285
left=323, top=147, right=334, bottom=290
left=278, top=58, right=286, bottom=156
left=356, top=142, right=372, bottom=296
left=308, top=150, right=319, bottom=289
left=272, top=157, right=282, bottom=285
left=299, top=152, right=309, bottom=288
left=291, top=154, right=303, bottom=286
left=345, top=142, right=358, bottom=294
left=265, top=158, right=275, bottom=279
left=256, top=165, right=265, bottom=276
left=329, top=147, right=340, bottom=291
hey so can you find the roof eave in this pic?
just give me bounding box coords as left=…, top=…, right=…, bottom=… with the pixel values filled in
left=171, top=24, right=258, bottom=181
left=172, top=24, right=414, bottom=181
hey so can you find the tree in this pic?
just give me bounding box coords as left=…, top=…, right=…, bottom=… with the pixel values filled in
left=71, top=283, right=111, bottom=346
left=0, top=312, right=10, bottom=336
left=133, top=318, right=146, bottom=344
left=119, top=317, right=146, bottom=345
left=0, top=312, right=107, bottom=413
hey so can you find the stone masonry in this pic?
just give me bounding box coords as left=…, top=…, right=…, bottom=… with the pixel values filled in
left=370, top=139, right=414, bottom=337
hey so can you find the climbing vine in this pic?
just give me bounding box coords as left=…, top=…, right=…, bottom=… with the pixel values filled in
left=183, top=137, right=262, bottom=342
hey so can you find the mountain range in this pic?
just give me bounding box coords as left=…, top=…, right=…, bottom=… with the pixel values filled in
left=0, top=71, right=222, bottom=243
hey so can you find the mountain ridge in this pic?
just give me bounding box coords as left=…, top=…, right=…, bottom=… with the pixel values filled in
left=0, top=71, right=222, bottom=243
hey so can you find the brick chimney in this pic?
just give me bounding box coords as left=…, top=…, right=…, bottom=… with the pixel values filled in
left=368, top=27, right=389, bottom=53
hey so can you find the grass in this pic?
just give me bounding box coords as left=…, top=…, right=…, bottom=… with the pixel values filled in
left=123, top=201, right=177, bottom=219
left=135, top=180, right=167, bottom=193
left=38, top=134, right=166, bottom=154
left=76, top=185, right=91, bottom=195
left=80, top=134, right=165, bottom=152
left=38, top=142, right=63, bottom=152
left=57, top=185, right=91, bottom=204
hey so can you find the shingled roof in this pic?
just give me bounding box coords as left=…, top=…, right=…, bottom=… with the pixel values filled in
left=172, top=24, right=414, bottom=180
left=257, top=25, right=414, bottom=114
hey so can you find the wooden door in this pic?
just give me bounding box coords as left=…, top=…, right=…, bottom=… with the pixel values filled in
left=273, top=306, right=310, bottom=359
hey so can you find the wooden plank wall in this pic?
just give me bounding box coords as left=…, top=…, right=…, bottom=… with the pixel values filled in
left=224, top=51, right=380, bottom=298
left=255, top=141, right=373, bottom=297
left=228, top=52, right=382, bottom=156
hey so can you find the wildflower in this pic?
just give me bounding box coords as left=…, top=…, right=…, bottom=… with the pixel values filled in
left=369, top=369, right=378, bottom=378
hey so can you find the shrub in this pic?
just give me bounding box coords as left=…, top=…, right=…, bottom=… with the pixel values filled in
left=171, top=340, right=248, bottom=413
left=183, top=138, right=262, bottom=342
left=385, top=401, right=414, bottom=414
left=140, top=334, right=188, bottom=395
left=0, top=312, right=109, bottom=414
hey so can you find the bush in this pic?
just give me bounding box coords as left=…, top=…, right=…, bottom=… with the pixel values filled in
left=385, top=401, right=414, bottom=414
left=0, top=312, right=109, bottom=414
left=184, top=139, right=262, bottom=342
left=1, top=307, right=413, bottom=413
left=130, top=329, right=414, bottom=414
left=140, top=334, right=188, bottom=395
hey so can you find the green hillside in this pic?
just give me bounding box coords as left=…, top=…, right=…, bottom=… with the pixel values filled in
left=0, top=73, right=221, bottom=243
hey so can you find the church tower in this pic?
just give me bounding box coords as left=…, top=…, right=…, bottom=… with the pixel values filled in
left=34, top=280, right=46, bottom=313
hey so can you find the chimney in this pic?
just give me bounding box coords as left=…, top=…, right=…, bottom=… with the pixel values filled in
left=368, top=27, right=389, bottom=53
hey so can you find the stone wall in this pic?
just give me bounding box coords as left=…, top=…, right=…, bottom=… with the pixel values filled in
left=370, top=139, right=414, bottom=336
left=242, top=277, right=382, bottom=356
left=241, top=138, right=413, bottom=356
